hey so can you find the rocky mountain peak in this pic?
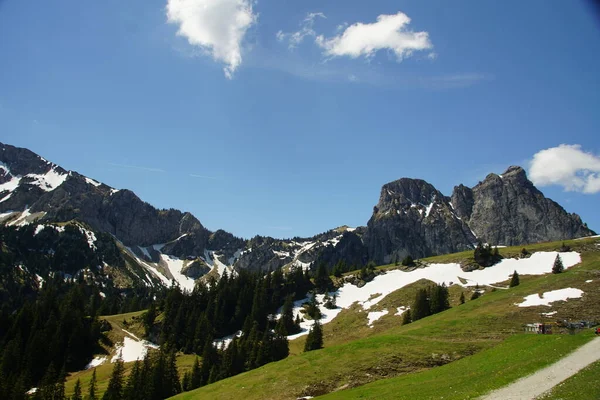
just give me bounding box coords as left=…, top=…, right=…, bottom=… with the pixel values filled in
left=0, top=142, right=63, bottom=177
left=468, top=165, right=595, bottom=245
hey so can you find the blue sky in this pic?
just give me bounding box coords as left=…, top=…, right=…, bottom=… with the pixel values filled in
left=1, top=0, right=599, bottom=238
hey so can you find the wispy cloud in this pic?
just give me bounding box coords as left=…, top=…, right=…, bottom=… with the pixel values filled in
left=166, top=0, right=257, bottom=79
left=189, top=174, right=219, bottom=180
left=108, top=163, right=166, bottom=173
left=276, top=12, right=326, bottom=49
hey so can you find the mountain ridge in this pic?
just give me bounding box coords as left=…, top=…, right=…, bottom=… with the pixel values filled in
left=0, top=142, right=595, bottom=287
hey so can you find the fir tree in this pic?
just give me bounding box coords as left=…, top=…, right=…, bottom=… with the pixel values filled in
left=103, top=356, right=124, bottom=400
left=552, top=254, right=564, bottom=274
left=72, top=379, right=82, bottom=400
left=314, top=262, right=332, bottom=293
left=123, top=360, right=141, bottom=400
left=411, top=288, right=430, bottom=321
left=401, top=256, right=414, bottom=267
left=304, top=321, right=323, bottom=352
left=190, top=357, right=201, bottom=390
left=401, top=309, right=411, bottom=325
left=509, top=270, right=520, bottom=287
left=88, top=368, right=97, bottom=400
left=429, top=284, right=450, bottom=315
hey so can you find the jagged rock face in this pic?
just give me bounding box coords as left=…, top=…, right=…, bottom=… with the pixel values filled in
left=35, top=175, right=210, bottom=249
left=313, top=231, right=369, bottom=268
left=364, top=179, right=476, bottom=263
left=459, top=166, right=595, bottom=245
left=450, top=184, right=474, bottom=221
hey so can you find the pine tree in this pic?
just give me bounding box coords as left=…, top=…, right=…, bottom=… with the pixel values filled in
left=314, top=263, right=332, bottom=293
left=303, top=321, right=323, bottom=352
left=552, top=254, right=564, bottom=274
left=88, top=368, right=97, bottom=400
left=190, top=357, right=201, bottom=390
left=411, top=288, right=430, bottom=321
left=103, top=356, right=124, bottom=400
left=123, top=360, right=141, bottom=400
left=72, top=379, right=82, bottom=400
left=401, top=309, right=411, bottom=325
left=509, top=270, right=520, bottom=287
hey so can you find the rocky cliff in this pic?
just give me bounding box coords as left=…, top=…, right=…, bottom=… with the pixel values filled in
left=363, top=178, right=476, bottom=263
left=451, top=166, right=594, bottom=246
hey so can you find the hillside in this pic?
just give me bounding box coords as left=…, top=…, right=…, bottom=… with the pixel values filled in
left=168, top=236, right=600, bottom=400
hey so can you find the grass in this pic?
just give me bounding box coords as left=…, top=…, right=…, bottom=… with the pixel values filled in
left=170, top=236, right=600, bottom=399
left=318, top=332, right=596, bottom=400
left=172, top=334, right=490, bottom=400
left=537, top=359, right=600, bottom=399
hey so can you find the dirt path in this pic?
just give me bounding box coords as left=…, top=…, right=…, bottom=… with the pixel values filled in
left=481, top=336, right=600, bottom=400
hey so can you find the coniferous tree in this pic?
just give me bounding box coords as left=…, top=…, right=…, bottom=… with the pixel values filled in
left=314, top=263, right=332, bottom=293
left=401, top=309, right=411, bottom=325
left=401, top=256, right=414, bottom=267
left=459, top=292, right=465, bottom=305
left=411, top=288, right=430, bottom=321
left=103, top=356, right=124, bottom=400
left=123, top=360, right=141, bottom=400
left=509, top=270, right=520, bottom=287
left=88, top=368, right=97, bottom=400
left=552, top=254, right=564, bottom=274
left=304, top=321, right=323, bottom=352
left=190, top=357, right=201, bottom=390
left=71, top=379, right=82, bottom=400
left=429, top=284, right=450, bottom=315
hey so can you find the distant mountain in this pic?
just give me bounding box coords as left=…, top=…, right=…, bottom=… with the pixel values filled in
left=0, top=142, right=594, bottom=287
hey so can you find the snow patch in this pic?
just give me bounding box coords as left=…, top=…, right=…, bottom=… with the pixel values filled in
left=25, top=168, right=67, bottom=191
left=396, top=306, right=409, bottom=316
left=122, top=329, right=141, bottom=341
left=7, top=209, right=33, bottom=226
left=78, top=226, right=97, bottom=250
left=0, top=175, right=21, bottom=195
left=160, top=254, right=196, bottom=292
left=213, top=330, right=243, bottom=350
left=367, top=309, right=388, bottom=327
left=542, top=311, right=557, bottom=317
left=86, top=356, right=107, bottom=369
left=425, top=202, right=434, bottom=217
left=85, top=177, right=102, bottom=187
left=586, top=280, right=593, bottom=283
left=111, top=337, right=159, bottom=363
left=516, top=288, right=584, bottom=307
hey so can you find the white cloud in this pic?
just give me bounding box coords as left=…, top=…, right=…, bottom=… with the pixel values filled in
left=529, top=144, right=600, bottom=194
left=315, top=12, right=432, bottom=61
left=276, top=12, right=326, bottom=49
left=166, top=0, right=257, bottom=79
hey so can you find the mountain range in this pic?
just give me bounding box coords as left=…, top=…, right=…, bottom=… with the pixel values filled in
left=0, top=141, right=594, bottom=288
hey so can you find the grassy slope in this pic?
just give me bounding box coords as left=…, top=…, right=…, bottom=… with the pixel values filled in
left=319, top=332, right=595, bottom=400
left=172, top=237, right=600, bottom=400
